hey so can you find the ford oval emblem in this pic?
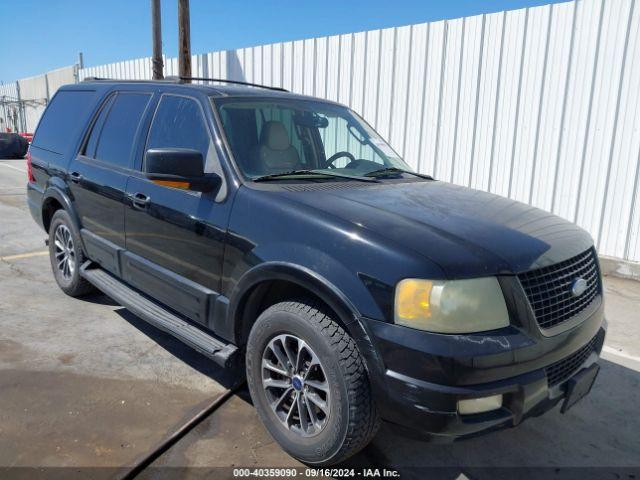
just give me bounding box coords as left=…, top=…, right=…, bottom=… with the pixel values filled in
left=571, top=277, right=588, bottom=297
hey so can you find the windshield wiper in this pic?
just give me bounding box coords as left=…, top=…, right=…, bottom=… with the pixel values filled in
left=364, top=167, right=433, bottom=180
left=253, top=169, right=379, bottom=183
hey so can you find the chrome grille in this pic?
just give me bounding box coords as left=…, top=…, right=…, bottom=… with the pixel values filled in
left=545, top=335, right=598, bottom=387
left=518, top=248, right=600, bottom=330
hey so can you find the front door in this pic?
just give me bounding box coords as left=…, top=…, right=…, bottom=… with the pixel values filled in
left=124, top=93, right=232, bottom=328
left=68, top=91, right=152, bottom=275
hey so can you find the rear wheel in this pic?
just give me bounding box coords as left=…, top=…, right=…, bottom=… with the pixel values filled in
left=246, top=300, right=379, bottom=465
left=48, top=209, right=95, bottom=297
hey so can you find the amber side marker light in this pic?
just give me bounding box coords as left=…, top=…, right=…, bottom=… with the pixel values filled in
left=152, top=179, right=190, bottom=189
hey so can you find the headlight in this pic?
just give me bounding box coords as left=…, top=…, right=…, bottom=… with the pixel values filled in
left=394, top=277, right=509, bottom=333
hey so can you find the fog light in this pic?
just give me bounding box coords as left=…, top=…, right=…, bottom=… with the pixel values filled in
left=457, top=394, right=503, bottom=415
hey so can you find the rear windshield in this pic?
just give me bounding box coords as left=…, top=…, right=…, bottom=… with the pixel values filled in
left=32, top=90, right=96, bottom=154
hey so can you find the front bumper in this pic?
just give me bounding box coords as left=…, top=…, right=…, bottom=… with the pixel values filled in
left=384, top=329, right=603, bottom=441
left=364, top=301, right=606, bottom=440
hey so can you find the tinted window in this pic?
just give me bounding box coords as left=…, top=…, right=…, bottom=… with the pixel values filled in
left=33, top=90, right=96, bottom=154
left=83, top=95, right=115, bottom=158
left=95, top=92, right=151, bottom=168
left=147, top=95, right=220, bottom=173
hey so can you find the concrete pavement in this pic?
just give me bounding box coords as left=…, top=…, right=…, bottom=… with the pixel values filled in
left=0, top=159, right=235, bottom=469
left=1, top=158, right=639, bottom=478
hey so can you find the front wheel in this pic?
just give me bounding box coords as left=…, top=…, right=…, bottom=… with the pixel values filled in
left=246, top=300, right=379, bottom=465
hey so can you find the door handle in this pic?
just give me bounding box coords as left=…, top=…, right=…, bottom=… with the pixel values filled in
left=69, top=171, right=83, bottom=183
left=131, top=192, right=150, bottom=210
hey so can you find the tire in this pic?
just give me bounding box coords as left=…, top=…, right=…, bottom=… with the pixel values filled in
left=246, top=300, right=379, bottom=466
left=48, top=209, right=95, bottom=297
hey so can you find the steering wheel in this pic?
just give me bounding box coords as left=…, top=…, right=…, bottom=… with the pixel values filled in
left=325, top=151, right=356, bottom=169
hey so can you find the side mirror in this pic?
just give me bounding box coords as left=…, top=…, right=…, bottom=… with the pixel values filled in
left=144, top=148, right=220, bottom=193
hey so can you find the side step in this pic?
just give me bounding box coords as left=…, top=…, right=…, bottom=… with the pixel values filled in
left=80, top=262, right=238, bottom=368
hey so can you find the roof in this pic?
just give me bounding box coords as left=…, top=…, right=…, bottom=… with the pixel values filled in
left=77, top=77, right=337, bottom=103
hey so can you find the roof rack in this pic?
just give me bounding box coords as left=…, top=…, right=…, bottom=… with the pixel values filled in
left=81, top=76, right=112, bottom=82
left=82, top=76, right=288, bottom=92
left=81, top=76, right=178, bottom=83
left=175, top=76, right=288, bottom=92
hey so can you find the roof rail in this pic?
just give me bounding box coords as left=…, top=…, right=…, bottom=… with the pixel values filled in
left=81, top=76, right=179, bottom=83
left=175, top=77, right=288, bottom=92
left=81, top=76, right=288, bottom=92
left=81, top=76, right=110, bottom=82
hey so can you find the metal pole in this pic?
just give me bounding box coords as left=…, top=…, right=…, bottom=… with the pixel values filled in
left=178, top=0, right=191, bottom=80
left=151, top=0, right=164, bottom=79
left=15, top=81, right=25, bottom=133
left=75, top=52, right=84, bottom=83
left=1, top=96, right=7, bottom=132
left=44, top=73, right=50, bottom=103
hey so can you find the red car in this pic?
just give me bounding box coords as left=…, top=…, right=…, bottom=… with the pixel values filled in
left=19, top=132, right=34, bottom=143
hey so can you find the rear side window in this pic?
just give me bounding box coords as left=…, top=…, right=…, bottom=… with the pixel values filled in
left=32, top=90, right=95, bottom=154
left=83, top=95, right=115, bottom=158
left=95, top=92, right=151, bottom=168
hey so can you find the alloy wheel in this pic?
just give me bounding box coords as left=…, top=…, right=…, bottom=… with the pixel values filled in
left=54, top=224, right=75, bottom=280
left=261, top=334, right=331, bottom=437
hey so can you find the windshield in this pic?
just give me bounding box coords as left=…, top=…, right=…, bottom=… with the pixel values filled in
left=212, top=97, right=413, bottom=180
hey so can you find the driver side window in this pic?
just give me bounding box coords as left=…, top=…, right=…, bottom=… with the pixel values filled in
left=146, top=94, right=226, bottom=199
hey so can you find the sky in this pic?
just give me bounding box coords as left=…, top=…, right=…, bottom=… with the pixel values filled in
left=0, top=0, right=570, bottom=82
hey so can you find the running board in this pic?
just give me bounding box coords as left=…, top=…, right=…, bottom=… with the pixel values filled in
left=80, top=262, right=238, bottom=368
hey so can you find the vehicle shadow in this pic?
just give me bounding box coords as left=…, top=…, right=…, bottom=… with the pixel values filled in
left=78, top=291, right=120, bottom=307
left=114, top=308, right=244, bottom=390
left=342, top=357, right=640, bottom=479
left=107, top=306, right=640, bottom=477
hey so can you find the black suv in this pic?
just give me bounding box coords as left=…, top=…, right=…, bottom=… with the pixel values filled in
left=27, top=79, right=605, bottom=465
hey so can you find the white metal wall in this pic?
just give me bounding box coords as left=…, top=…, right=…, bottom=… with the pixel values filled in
left=1, top=66, right=76, bottom=133
left=79, top=0, right=640, bottom=263
left=0, top=82, right=20, bottom=132
left=18, top=66, right=77, bottom=133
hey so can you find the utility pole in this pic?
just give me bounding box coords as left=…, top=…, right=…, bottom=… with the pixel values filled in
left=1, top=95, right=7, bottom=132
left=178, top=0, right=191, bottom=80
left=74, top=52, right=84, bottom=83
left=44, top=73, right=50, bottom=103
left=15, top=81, right=25, bottom=133
left=151, top=0, right=164, bottom=79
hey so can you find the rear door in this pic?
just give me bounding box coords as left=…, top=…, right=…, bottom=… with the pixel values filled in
left=68, top=91, right=152, bottom=275
left=123, top=93, right=232, bottom=329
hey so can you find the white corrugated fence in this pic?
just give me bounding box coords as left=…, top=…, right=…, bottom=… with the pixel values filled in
left=1, top=66, right=76, bottom=133
left=53, top=0, right=640, bottom=263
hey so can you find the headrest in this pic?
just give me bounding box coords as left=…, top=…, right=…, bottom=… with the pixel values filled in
left=260, top=121, right=291, bottom=151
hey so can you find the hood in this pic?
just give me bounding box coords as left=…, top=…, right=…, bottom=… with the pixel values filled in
left=280, top=180, right=593, bottom=278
